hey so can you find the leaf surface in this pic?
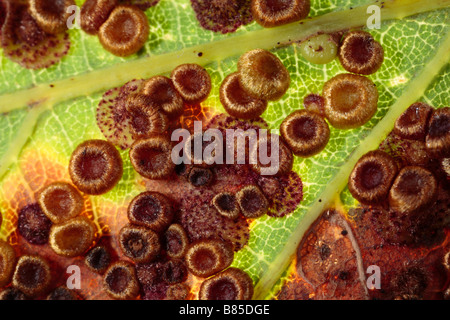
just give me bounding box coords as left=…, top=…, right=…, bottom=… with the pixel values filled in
left=0, top=0, right=448, bottom=299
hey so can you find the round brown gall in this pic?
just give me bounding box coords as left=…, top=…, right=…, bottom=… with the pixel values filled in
left=199, top=267, right=254, bottom=300
left=29, top=0, right=75, bottom=34
left=388, top=166, right=437, bottom=214
left=164, top=224, right=190, bottom=260
left=37, top=181, right=84, bottom=224
left=322, top=73, right=378, bottom=129
left=220, top=72, right=268, bottom=120
left=118, top=224, right=161, bottom=263
left=0, top=240, right=16, bottom=288
left=251, top=0, right=310, bottom=28
left=212, top=192, right=241, bottom=220
left=238, top=49, right=290, bottom=101
left=280, top=109, right=330, bottom=157
left=128, top=191, right=174, bottom=232
left=129, top=136, right=175, bottom=180
left=236, top=184, right=269, bottom=218
left=103, top=261, right=139, bottom=300
left=80, top=0, right=118, bottom=35
left=425, top=107, right=450, bottom=158
left=142, top=76, right=185, bottom=119
left=69, top=139, right=123, bottom=195
left=339, top=30, right=384, bottom=75
left=98, top=5, right=149, bottom=57
left=171, top=64, right=212, bottom=105
left=185, top=239, right=234, bottom=278
left=49, top=216, right=96, bottom=257
left=12, top=255, right=51, bottom=298
left=348, top=150, right=398, bottom=205
left=394, top=102, right=433, bottom=141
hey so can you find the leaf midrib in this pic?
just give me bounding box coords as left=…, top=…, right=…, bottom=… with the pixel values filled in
left=0, top=0, right=447, bottom=182
left=1, top=0, right=448, bottom=113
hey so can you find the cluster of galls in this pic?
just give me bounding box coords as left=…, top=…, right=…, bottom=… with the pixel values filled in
left=96, top=49, right=304, bottom=298
left=220, top=48, right=303, bottom=163
left=321, top=30, right=382, bottom=131
left=0, top=0, right=159, bottom=69
left=220, top=30, right=382, bottom=161
left=0, top=0, right=72, bottom=69
left=0, top=214, right=73, bottom=300
left=1, top=108, right=130, bottom=298
left=99, top=189, right=254, bottom=300
left=272, top=30, right=383, bottom=159
left=124, top=63, right=213, bottom=181
left=94, top=60, right=259, bottom=299
left=348, top=103, right=449, bottom=246
left=80, top=0, right=157, bottom=57
left=190, top=0, right=311, bottom=34
left=0, top=177, right=99, bottom=299
left=0, top=241, right=81, bottom=300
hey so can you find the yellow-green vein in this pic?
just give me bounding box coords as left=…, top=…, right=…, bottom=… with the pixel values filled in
left=0, top=0, right=448, bottom=113
left=254, top=29, right=450, bottom=299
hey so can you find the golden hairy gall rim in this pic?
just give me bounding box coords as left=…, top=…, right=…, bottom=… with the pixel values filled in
left=69, top=139, right=123, bottom=195
left=98, top=5, right=149, bottom=57
left=199, top=267, right=254, bottom=300
left=80, top=0, right=118, bottom=35
left=425, top=107, right=450, bottom=158
left=393, top=102, right=433, bottom=141
left=142, top=76, right=185, bottom=119
left=348, top=150, right=398, bottom=205
left=165, top=224, right=190, bottom=260
left=85, top=246, right=111, bottom=274
left=339, top=30, right=384, bottom=75
left=236, top=184, right=269, bottom=218
left=388, top=166, right=437, bottom=214
left=171, top=64, right=212, bottom=105
left=323, top=73, right=378, bottom=129
left=280, top=109, right=330, bottom=157
left=12, top=255, right=51, bottom=297
left=0, top=288, right=27, bottom=300
left=441, top=158, right=450, bottom=178
left=129, top=136, right=175, bottom=180
left=188, top=167, right=214, bottom=187
left=29, top=0, right=75, bottom=34
left=212, top=192, right=241, bottom=220
left=185, top=239, right=234, bottom=278
left=37, top=181, right=84, bottom=224
left=0, top=240, right=16, bottom=288
left=126, top=94, right=169, bottom=137
left=251, top=0, right=310, bottom=28
left=118, top=224, right=161, bottom=264
left=127, top=191, right=174, bottom=232
left=103, top=261, right=139, bottom=300
left=237, top=49, right=290, bottom=101
left=49, top=216, right=97, bottom=257
left=220, top=72, right=268, bottom=120
left=166, top=283, right=190, bottom=300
